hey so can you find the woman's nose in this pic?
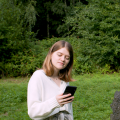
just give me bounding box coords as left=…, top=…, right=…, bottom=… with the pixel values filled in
left=61, top=56, right=65, bottom=61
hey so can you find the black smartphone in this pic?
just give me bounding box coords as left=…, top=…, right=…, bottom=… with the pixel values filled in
left=63, top=85, right=77, bottom=96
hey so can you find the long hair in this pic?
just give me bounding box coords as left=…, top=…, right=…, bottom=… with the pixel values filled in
left=42, top=40, right=74, bottom=82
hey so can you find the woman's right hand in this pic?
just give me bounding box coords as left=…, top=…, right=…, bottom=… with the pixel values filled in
left=56, top=93, right=74, bottom=106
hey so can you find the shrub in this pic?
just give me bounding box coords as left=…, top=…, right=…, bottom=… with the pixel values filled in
left=57, top=0, right=120, bottom=73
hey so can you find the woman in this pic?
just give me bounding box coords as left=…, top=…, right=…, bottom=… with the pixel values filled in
left=27, top=40, right=75, bottom=120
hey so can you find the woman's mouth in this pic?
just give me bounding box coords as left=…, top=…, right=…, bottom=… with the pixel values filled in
left=58, top=62, right=64, bottom=65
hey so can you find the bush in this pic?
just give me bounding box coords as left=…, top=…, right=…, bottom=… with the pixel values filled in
left=2, top=35, right=120, bottom=77
left=0, top=0, right=37, bottom=77
left=57, top=0, right=120, bottom=73
left=2, top=38, right=64, bottom=77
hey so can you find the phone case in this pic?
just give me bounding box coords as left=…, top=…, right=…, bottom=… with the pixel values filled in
left=63, top=85, right=77, bottom=96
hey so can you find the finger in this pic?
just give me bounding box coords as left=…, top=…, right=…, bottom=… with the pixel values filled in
left=62, top=93, right=72, bottom=99
left=62, top=97, right=74, bottom=103
left=57, top=94, right=73, bottom=104
left=58, top=93, right=63, bottom=96
left=59, top=99, right=66, bottom=104
left=66, top=96, right=74, bottom=101
left=61, top=99, right=73, bottom=105
left=60, top=96, right=74, bottom=103
left=61, top=99, right=65, bottom=103
left=59, top=98, right=66, bottom=103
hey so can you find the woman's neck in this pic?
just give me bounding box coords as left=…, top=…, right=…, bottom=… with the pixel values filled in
left=52, top=68, right=59, bottom=78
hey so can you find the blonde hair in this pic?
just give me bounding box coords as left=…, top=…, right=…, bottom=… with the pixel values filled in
left=42, top=40, right=74, bottom=82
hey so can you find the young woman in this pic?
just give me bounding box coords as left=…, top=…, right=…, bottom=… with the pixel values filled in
left=27, top=40, right=75, bottom=120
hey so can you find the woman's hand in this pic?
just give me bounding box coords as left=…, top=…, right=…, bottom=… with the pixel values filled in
left=56, top=93, right=74, bottom=106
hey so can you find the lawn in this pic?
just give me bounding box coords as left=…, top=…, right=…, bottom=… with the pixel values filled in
left=0, top=73, right=120, bottom=120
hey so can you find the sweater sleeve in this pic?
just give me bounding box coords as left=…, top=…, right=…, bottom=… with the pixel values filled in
left=27, top=70, right=60, bottom=119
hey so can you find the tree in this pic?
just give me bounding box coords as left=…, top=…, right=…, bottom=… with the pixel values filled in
left=0, top=0, right=37, bottom=77
left=33, top=0, right=82, bottom=39
left=58, top=0, right=120, bottom=72
left=24, top=0, right=37, bottom=32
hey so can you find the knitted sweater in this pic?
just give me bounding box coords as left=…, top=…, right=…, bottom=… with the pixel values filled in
left=27, top=70, right=73, bottom=120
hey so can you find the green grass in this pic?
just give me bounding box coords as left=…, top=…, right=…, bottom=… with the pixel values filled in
left=0, top=77, right=30, bottom=120
left=0, top=73, right=120, bottom=120
left=71, top=73, right=120, bottom=120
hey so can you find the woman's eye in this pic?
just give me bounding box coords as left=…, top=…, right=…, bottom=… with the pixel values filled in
left=58, top=54, right=62, bottom=56
left=66, top=57, right=70, bottom=60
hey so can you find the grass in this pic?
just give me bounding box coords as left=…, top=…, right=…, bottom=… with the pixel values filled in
left=0, top=77, right=30, bottom=120
left=71, top=73, right=120, bottom=120
left=0, top=73, right=120, bottom=120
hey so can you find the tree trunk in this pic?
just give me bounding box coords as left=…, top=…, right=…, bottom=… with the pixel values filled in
left=47, top=12, right=49, bottom=38
left=65, top=0, right=67, bottom=6
left=64, top=0, right=69, bottom=37
left=73, top=0, right=75, bottom=5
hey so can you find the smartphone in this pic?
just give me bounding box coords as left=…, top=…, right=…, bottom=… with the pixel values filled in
left=63, top=85, right=77, bottom=96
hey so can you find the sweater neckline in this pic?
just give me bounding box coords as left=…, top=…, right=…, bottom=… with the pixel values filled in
left=49, top=77, right=62, bottom=88
left=41, top=69, right=63, bottom=88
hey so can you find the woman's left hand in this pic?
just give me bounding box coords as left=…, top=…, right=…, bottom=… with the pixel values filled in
left=56, top=93, right=74, bottom=106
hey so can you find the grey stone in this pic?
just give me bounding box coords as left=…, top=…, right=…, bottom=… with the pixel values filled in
left=110, top=91, right=120, bottom=120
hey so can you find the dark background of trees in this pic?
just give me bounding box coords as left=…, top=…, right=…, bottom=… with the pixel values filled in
left=32, top=0, right=88, bottom=39
left=1, top=0, right=120, bottom=77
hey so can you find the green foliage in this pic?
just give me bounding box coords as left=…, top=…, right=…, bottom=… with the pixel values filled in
left=2, top=0, right=120, bottom=76
left=0, top=0, right=37, bottom=77
left=34, top=0, right=80, bottom=39
left=0, top=0, right=37, bottom=62
left=25, top=0, right=37, bottom=32
left=1, top=35, right=118, bottom=77
left=58, top=0, right=120, bottom=73
left=2, top=38, right=62, bottom=77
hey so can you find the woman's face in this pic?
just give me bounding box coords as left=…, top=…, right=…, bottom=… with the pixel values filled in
left=51, top=47, right=70, bottom=71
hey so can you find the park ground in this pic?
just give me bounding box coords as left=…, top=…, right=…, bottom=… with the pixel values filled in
left=0, top=73, right=120, bottom=120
